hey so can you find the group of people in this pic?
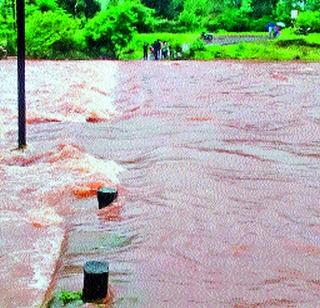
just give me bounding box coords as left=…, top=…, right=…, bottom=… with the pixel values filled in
left=268, top=25, right=281, bottom=38
left=143, top=40, right=171, bottom=60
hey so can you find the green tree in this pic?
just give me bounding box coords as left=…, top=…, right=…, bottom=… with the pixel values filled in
left=85, top=0, right=150, bottom=58
left=0, top=0, right=16, bottom=53
left=56, top=0, right=100, bottom=18
left=177, top=0, right=215, bottom=30
left=305, top=0, right=320, bottom=10
left=75, top=0, right=100, bottom=19
left=141, top=0, right=171, bottom=18
left=26, top=10, right=85, bottom=58
left=251, top=0, right=277, bottom=17
left=296, top=10, right=320, bottom=31
left=167, top=0, right=184, bottom=19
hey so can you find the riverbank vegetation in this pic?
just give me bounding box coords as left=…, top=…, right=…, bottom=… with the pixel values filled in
left=0, top=0, right=319, bottom=60
left=119, top=30, right=320, bottom=60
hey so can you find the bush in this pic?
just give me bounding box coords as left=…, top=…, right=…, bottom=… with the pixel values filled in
left=248, top=16, right=273, bottom=32
left=177, top=11, right=200, bottom=32
left=26, top=10, right=86, bottom=59
left=296, top=11, right=320, bottom=33
left=85, top=0, right=151, bottom=58
left=206, top=9, right=250, bottom=32
left=59, top=290, right=82, bottom=305
left=35, top=0, right=59, bottom=12
left=129, top=1, right=155, bottom=33
left=0, top=15, right=16, bottom=55
left=186, top=38, right=205, bottom=58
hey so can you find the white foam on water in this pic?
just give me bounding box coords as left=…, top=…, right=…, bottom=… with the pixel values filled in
left=0, top=61, right=120, bottom=139
left=0, top=142, right=125, bottom=306
left=0, top=60, right=123, bottom=307
left=68, top=153, right=125, bottom=184
left=27, top=207, right=63, bottom=226
left=29, top=226, right=64, bottom=291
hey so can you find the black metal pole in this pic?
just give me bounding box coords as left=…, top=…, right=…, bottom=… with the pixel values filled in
left=16, top=0, right=26, bottom=149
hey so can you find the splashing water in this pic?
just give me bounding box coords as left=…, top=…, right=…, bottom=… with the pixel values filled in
left=1, top=60, right=320, bottom=307
left=0, top=60, right=123, bottom=307
left=0, top=60, right=119, bottom=139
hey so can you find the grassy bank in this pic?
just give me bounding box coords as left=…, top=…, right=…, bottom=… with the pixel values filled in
left=195, top=32, right=320, bottom=61
left=120, top=31, right=320, bottom=61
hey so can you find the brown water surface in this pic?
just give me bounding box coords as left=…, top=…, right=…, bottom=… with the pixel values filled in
left=1, top=60, right=320, bottom=307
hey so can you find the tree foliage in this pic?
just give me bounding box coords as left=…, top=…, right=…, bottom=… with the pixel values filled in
left=85, top=0, right=153, bottom=58
left=26, top=10, right=85, bottom=58
left=296, top=10, right=320, bottom=32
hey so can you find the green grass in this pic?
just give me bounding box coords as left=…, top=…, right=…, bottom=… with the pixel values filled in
left=48, top=290, right=83, bottom=307
left=196, top=31, right=320, bottom=61
left=120, top=30, right=320, bottom=61
left=58, top=290, right=83, bottom=305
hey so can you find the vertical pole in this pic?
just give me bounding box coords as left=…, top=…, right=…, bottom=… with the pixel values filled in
left=16, top=0, right=26, bottom=149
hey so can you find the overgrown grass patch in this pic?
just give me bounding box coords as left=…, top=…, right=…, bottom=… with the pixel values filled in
left=198, top=41, right=320, bottom=61
left=48, top=290, right=83, bottom=307
left=194, top=31, right=320, bottom=61
left=59, top=290, right=83, bottom=305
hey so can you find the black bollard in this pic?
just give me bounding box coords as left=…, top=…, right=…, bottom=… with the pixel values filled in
left=82, top=260, right=109, bottom=303
left=97, top=187, right=118, bottom=209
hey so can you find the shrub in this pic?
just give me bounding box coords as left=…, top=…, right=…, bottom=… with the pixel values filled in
left=26, top=10, right=86, bottom=59
left=206, top=9, right=250, bottom=32
left=0, top=15, right=16, bottom=55
left=248, top=16, right=273, bottom=32
left=296, top=11, right=320, bottom=33
left=186, top=38, right=205, bottom=58
left=177, top=11, right=200, bottom=32
left=59, top=290, right=82, bottom=305
left=85, top=0, right=151, bottom=58
left=129, top=1, right=155, bottom=33
left=35, top=0, right=59, bottom=12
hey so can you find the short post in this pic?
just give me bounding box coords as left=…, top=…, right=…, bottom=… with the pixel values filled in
left=97, top=187, right=118, bottom=209
left=82, top=261, right=109, bottom=303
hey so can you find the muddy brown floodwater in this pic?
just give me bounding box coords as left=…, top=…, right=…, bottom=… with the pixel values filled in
left=1, top=60, right=320, bottom=307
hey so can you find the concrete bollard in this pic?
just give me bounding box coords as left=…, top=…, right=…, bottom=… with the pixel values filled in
left=97, top=187, right=118, bottom=209
left=82, top=260, right=109, bottom=303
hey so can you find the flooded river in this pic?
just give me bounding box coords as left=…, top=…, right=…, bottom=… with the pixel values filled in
left=1, top=60, right=320, bottom=307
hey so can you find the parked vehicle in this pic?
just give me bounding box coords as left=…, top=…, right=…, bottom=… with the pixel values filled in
left=200, top=32, right=213, bottom=43
left=295, top=27, right=311, bottom=35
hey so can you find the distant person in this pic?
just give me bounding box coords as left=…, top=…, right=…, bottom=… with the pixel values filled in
left=274, top=26, right=280, bottom=38
left=156, top=40, right=162, bottom=60
left=153, top=40, right=161, bottom=60
left=268, top=25, right=274, bottom=39
left=149, top=45, right=154, bottom=60
left=152, top=41, right=158, bottom=60
left=143, top=42, right=149, bottom=60
left=159, top=41, right=163, bottom=59
left=162, top=41, right=170, bottom=59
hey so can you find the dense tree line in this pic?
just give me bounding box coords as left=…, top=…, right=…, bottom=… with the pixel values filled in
left=0, top=0, right=319, bottom=58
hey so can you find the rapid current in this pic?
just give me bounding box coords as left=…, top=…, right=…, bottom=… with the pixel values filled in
left=1, top=60, right=320, bottom=307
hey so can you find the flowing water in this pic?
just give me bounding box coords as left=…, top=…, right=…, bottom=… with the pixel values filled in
left=1, top=60, right=320, bottom=307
